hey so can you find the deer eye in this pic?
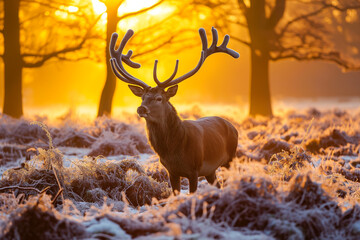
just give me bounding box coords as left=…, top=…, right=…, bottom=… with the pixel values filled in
left=156, top=97, right=162, bottom=102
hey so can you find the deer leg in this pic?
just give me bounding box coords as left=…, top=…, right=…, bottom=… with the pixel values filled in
left=169, top=174, right=180, bottom=195
left=205, top=172, right=220, bottom=188
left=188, top=173, right=198, bottom=193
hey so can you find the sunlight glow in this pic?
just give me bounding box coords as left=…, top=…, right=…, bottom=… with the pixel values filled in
left=91, top=0, right=107, bottom=15
left=244, top=0, right=250, bottom=7
left=91, top=0, right=174, bottom=31
left=55, top=10, right=68, bottom=19
left=346, top=9, right=358, bottom=23
left=199, top=13, right=207, bottom=20
left=68, top=6, right=79, bottom=13
left=118, top=0, right=161, bottom=15
left=148, top=4, right=175, bottom=17
left=54, top=5, right=79, bottom=18
left=117, top=0, right=175, bottom=31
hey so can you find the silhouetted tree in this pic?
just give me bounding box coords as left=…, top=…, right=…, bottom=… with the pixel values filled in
left=0, top=0, right=98, bottom=118
left=194, top=0, right=360, bottom=116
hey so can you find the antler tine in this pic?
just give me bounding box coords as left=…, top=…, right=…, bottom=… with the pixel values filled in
left=209, top=27, right=218, bottom=53
left=153, top=60, right=161, bottom=86
left=111, top=31, right=143, bottom=81
left=109, top=30, right=150, bottom=89
left=110, top=59, right=136, bottom=84
left=153, top=59, right=179, bottom=87
left=159, top=51, right=205, bottom=87
left=122, top=50, right=141, bottom=68
left=203, top=27, right=240, bottom=59
left=199, top=28, right=208, bottom=51
left=159, top=27, right=239, bottom=88
left=110, top=32, right=139, bottom=68
left=110, top=58, right=151, bottom=89
left=219, top=35, right=239, bottom=58
left=220, top=35, right=230, bottom=49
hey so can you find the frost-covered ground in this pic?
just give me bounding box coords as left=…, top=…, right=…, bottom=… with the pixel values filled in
left=0, top=104, right=360, bottom=239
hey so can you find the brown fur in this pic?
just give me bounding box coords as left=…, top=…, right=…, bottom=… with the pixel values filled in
left=136, top=87, right=238, bottom=193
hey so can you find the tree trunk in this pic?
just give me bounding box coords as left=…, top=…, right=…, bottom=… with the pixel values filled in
left=97, top=5, right=119, bottom=117
left=3, top=0, right=23, bottom=118
left=249, top=45, right=272, bottom=116
left=247, top=0, right=273, bottom=117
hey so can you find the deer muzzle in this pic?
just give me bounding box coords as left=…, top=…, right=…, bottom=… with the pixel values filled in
left=137, top=105, right=149, bottom=118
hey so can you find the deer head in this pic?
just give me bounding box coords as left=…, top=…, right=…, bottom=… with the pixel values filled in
left=109, top=27, right=239, bottom=122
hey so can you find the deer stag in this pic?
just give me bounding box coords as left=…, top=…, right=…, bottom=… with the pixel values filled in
left=109, top=27, right=239, bottom=194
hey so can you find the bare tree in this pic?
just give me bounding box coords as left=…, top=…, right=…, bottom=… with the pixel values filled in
left=0, top=0, right=99, bottom=118
left=193, top=0, right=360, bottom=116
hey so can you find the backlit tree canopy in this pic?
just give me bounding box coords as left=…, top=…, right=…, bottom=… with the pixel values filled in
left=1, top=0, right=359, bottom=118
left=193, top=0, right=360, bottom=116
left=18, top=0, right=99, bottom=67
left=0, top=0, right=98, bottom=118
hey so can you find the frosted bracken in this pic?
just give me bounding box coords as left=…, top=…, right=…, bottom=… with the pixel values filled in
left=0, top=107, right=359, bottom=239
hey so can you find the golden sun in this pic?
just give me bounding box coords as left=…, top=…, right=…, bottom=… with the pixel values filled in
left=91, top=0, right=175, bottom=30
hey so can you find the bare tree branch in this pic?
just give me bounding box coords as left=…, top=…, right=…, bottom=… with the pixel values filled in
left=267, top=0, right=286, bottom=28
left=237, top=0, right=249, bottom=16
left=117, top=0, right=165, bottom=21
left=270, top=49, right=360, bottom=71
left=21, top=0, right=88, bottom=10
left=189, top=0, right=232, bottom=10
left=322, top=2, right=360, bottom=11
left=22, top=43, right=86, bottom=67
left=278, top=2, right=360, bottom=39
left=226, top=18, right=248, bottom=28
left=278, top=5, right=329, bottom=39
left=0, top=186, right=43, bottom=193
left=20, top=0, right=90, bottom=19
left=21, top=0, right=61, bottom=10
left=231, top=35, right=251, bottom=46
left=55, top=56, right=89, bottom=62
left=22, top=13, right=103, bottom=68
left=98, top=0, right=125, bottom=5
left=267, top=1, right=360, bottom=71
left=19, top=11, right=46, bottom=26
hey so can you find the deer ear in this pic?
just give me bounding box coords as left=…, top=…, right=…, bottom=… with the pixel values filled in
left=128, top=85, right=144, bottom=97
left=165, top=85, right=178, bottom=99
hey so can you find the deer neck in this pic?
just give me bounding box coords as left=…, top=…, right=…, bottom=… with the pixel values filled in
left=146, top=102, right=184, bottom=158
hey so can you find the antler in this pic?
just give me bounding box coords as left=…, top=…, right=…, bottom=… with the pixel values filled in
left=153, top=27, right=239, bottom=88
left=109, top=30, right=150, bottom=89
